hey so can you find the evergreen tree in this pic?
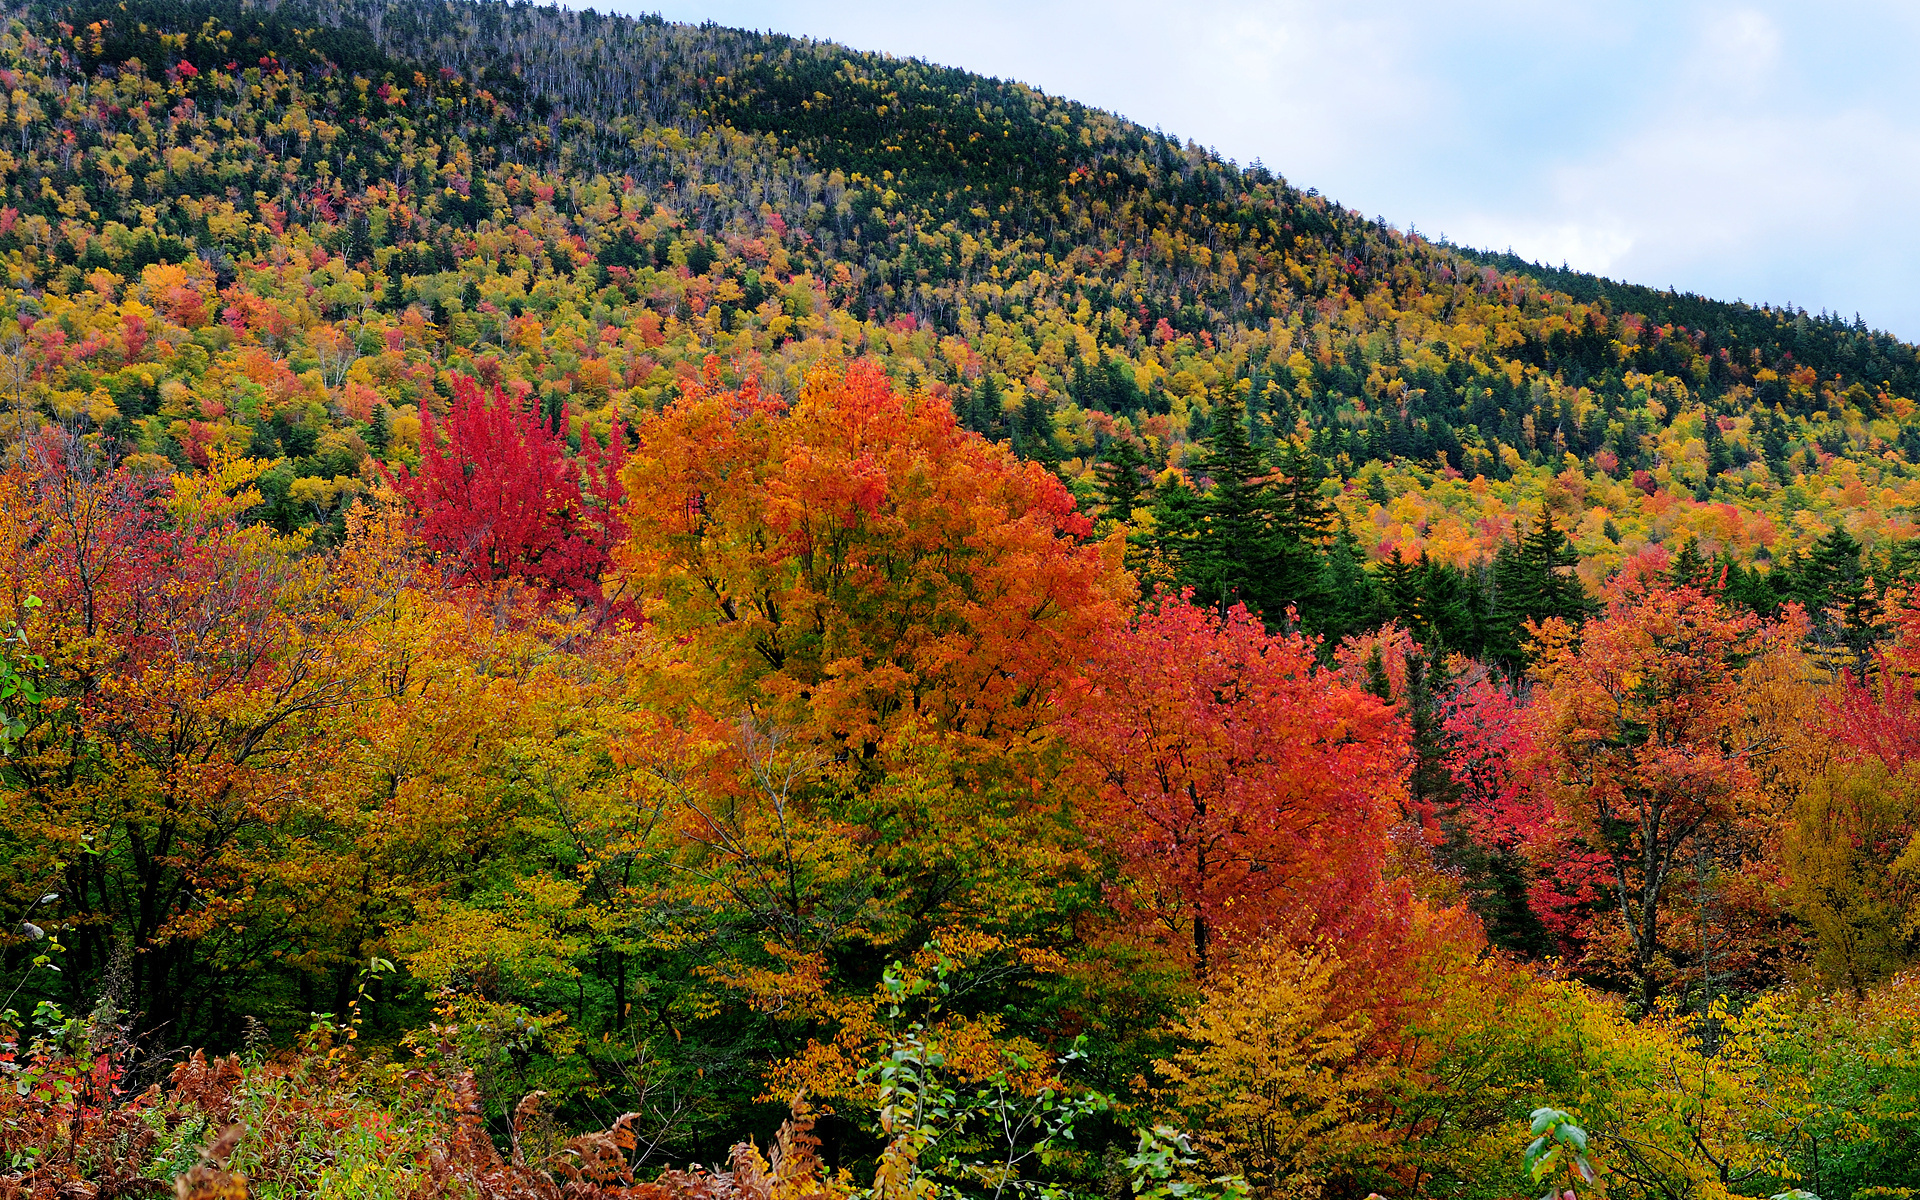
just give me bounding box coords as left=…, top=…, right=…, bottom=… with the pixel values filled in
left=367, top=403, right=393, bottom=456
left=1762, top=411, right=1790, bottom=476
left=1703, top=412, right=1732, bottom=477
left=1312, top=521, right=1384, bottom=645
left=1071, top=357, right=1105, bottom=411
left=969, top=373, right=1005, bottom=439
left=1017, top=390, right=1060, bottom=468
left=1274, top=439, right=1333, bottom=543
left=1093, top=435, right=1150, bottom=524
left=1141, top=474, right=1208, bottom=593
left=347, top=210, right=373, bottom=265
left=1720, top=553, right=1781, bottom=617
left=1798, top=525, right=1877, bottom=664
left=1403, top=651, right=1458, bottom=825
left=1380, top=548, right=1422, bottom=632
left=1192, top=392, right=1284, bottom=617
left=1485, top=508, right=1588, bottom=667
left=1668, top=538, right=1712, bottom=589
left=1419, top=554, right=1478, bottom=654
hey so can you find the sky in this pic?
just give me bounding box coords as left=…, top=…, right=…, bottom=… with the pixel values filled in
left=588, top=0, right=1920, bottom=341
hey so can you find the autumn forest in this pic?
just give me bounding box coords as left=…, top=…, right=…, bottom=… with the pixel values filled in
left=0, top=2, right=1916, bottom=1197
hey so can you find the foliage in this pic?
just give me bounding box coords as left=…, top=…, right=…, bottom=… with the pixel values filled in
left=4, top=1, right=1920, bottom=1197
left=392, top=371, right=627, bottom=609
left=1526, top=574, right=1807, bottom=1008
left=1062, top=594, right=1403, bottom=974
left=1152, top=941, right=1381, bottom=1196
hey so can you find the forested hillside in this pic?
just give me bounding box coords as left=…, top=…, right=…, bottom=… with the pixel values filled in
left=4, top=2, right=1920, bottom=1198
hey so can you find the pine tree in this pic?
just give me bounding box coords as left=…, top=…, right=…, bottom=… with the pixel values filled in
left=1143, top=474, right=1208, bottom=594
left=1403, top=651, right=1458, bottom=823
left=1485, top=508, right=1588, bottom=667
left=1380, top=548, right=1423, bottom=631
left=1668, top=538, right=1712, bottom=589
left=1312, top=520, right=1384, bottom=644
left=1093, top=435, right=1149, bottom=524
left=368, top=403, right=393, bottom=456
left=1417, top=553, right=1477, bottom=654
left=1703, top=412, right=1732, bottom=477
left=1519, top=507, right=1586, bottom=620
left=1721, top=556, right=1781, bottom=617
left=970, top=373, right=1005, bottom=439
left=1017, top=390, right=1061, bottom=469
left=1193, top=392, right=1281, bottom=617
left=347, top=210, right=373, bottom=266
left=1273, top=439, right=1333, bottom=543
left=1799, top=525, right=1876, bottom=664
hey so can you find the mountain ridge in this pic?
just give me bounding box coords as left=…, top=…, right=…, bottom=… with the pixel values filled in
left=5, top=0, right=1918, bottom=617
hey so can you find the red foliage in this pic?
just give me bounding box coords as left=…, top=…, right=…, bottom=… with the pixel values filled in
left=392, top=375, right=626, bottom=611
left=1829, top=604, right=1920, bottom=770
left=1063, top=594, right=1406, bottom=974
left=1441, top=664, right=1612, bottom=956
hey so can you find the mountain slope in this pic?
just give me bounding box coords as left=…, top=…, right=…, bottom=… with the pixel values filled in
left=6, top=0, right=1918, bottom=597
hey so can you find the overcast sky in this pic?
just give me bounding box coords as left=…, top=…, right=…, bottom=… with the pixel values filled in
left=590, top=0, right=1920, bottom=341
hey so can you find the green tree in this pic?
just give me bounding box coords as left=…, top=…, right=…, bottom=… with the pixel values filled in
left=1094, top=435, right=1151, bottom=525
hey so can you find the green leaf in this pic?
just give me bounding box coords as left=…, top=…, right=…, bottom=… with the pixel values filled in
left=1522, top=1135, right=1549, bottom=1173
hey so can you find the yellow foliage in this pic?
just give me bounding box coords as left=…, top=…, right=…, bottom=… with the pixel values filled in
left=1154, top=942, right=1379, bottom=1197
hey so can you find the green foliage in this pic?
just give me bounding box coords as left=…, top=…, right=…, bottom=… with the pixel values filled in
left=1523, top=1108, right=1595, bottom=1200
left=0, top=596, right=43, bottom=755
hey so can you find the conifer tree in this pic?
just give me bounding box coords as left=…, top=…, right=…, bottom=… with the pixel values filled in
left=1703, top=412, right=1732, bottom=477
left=1018, top=390, right=1060, bottom=469
left=1143, top=474, right=1209, bottom=594
left=1798, top=525, right=1877, bottom=664
left=1380, top=549, right=1423, bottom=631
left=1093, top=435, right=1150, bottom=524
left=1274, top=439, right=1334, bottom=543
left=1193, top=392, right=1281, bottom=616
left=1313, top=520, right=1384, bottom=644
left=1485, top=508, right=1588, bottom=667
left=969, top=374, right=1005, bottom=439
left=1668, top=538, right=1713, bottom=589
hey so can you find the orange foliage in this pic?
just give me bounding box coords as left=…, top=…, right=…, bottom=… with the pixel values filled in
left=618, top=360, right=1131, bottom=765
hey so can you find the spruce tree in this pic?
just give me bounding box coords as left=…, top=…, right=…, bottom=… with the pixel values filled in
left=1274, top=439, right=1333, bottom=543
left=970, top=373, right=1005, bottom=439
left=1093, top=435, right=1149, bottom=523
left=1380, top=548, right=1423, bottom=632
left=1313, top=521, right=1384, bottom=644
left=1703, top=413, right=1732, bottom=477
left=1194, top=391, right=1282, bottom=617
left=1486, top=508, right=1588, bottom=668
left=1417, top=553, right=1476, bottom=654
left=368, top=403, right=393, bottom=456
left=1018, top=390, right=1059, bottom=468
left=1668, top=538, right=1711, bottom=589
left=1799, top=526, right=1876, bottom=663
left=1142, top=474, right=1208, bottom=594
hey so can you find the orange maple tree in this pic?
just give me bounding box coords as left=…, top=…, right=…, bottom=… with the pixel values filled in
left=617, top=359, right=1130, bottom=765
left=1527, top=573, right=1803, bottom=1008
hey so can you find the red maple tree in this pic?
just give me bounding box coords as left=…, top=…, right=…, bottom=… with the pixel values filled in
left=391, top=374, right=626, bottom=610
left=1063, top=593, right=1406, bottom=975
